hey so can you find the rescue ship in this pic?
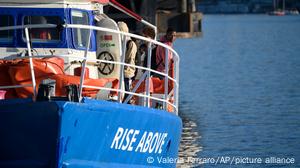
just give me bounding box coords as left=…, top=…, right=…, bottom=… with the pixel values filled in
left=0, top=0, right=182, bottom=167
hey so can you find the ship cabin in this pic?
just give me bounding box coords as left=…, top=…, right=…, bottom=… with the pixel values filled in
left=0, top=0, right=179, bottom=113
left=0, top=0, right=108, bottom=78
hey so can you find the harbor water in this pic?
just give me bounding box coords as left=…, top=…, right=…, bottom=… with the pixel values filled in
left=175, top=15, right=300, bottom=167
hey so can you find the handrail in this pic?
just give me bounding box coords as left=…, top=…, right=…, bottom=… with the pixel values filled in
left=145, top=43, right=152, bottom=107
left=1, top=54, right=178, bottom=84
left=24, top=27, right=37, bottom=99
left=0, top=24, right=180, bottom=63
left=82, top=85, right=177, bottom=111
left=123, top=72, right=147, bottom=104
left=78, top=29, right=92, bottom=101
left=17, top=54, right=179, bottom=112
left=6, top=54, right=177, bottom=85
left=0, top=24, right=180, bottom=114
left=64, top=24, right=180, bottom=62
left=118, top=29, right=127, bottom=102
left=0, top=84, right=33, bottom=89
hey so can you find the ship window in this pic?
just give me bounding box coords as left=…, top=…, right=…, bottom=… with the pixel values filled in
left=0, top=15, right=14, bottom=43
left=71, top=10, right=91, bottom=49
left=23, top=16, right=62, bottom=43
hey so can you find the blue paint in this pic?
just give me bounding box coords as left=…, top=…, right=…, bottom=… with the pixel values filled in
left=64, top=136, right=71, bottom=154
left=0, top=7, right=96, bottom=51
left=0, top=101, right=60, bottom=167
left=0, top=99, right=182, bottom=167
left=57, top=99, right=182, bottom=167
left=73, top=119, right=78, bottom=127
left=0, top=98, right=32, bottom=105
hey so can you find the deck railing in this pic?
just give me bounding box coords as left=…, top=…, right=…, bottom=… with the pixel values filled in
left=0, top=24, right=180, bottom=114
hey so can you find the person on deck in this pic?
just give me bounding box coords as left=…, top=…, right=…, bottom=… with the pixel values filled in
left=155, top=27, right=176, bottom=79
left=142, top=27, right=156, bottom=41
left=140, top=27, right=156, bottom=75
left=118, top=22, right=137, bottom=102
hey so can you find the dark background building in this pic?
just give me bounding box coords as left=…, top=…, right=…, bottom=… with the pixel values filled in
left=105, top=0, right=202, bottom=38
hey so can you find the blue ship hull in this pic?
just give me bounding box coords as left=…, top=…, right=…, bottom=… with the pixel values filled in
left=0, top=99, right=182, bottom=168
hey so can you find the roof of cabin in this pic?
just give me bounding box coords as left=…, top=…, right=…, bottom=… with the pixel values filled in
left=0, top=0, right=108, bottom=5
left=0, top=0, right=110, bottom=10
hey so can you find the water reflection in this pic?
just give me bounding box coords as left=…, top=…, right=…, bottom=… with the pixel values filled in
left=177, top=107, right=202, bottom=168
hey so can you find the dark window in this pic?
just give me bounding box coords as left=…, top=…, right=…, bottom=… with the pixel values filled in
left=0, top=15, right=14, bottom=43
left=71, top=10, right=90, bottom=49
left=23, top=16, right=62, bottom=43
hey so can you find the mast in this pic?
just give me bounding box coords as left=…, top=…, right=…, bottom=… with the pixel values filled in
left=180, top=0, right=187, bottom=13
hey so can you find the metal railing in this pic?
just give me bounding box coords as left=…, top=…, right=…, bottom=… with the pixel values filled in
left=0, top=24, right=180, bottom=114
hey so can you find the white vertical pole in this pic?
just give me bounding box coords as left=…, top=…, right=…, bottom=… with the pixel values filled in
left=173, top=56, right=177, bottom=114
left=145, top=43, right=152, bottom=107
left=78, top=29, right=92, bottom=101
left=118, top=33, right=126, bottom=102
left=25, top=28, right=36, bottom=100
left=181, top=0, right=187, bottom=13
left=174, top=56, right=180, bottom=115
left=164, top=49, right=169, bottom=110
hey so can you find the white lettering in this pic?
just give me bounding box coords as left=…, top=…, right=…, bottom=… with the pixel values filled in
left=135, top=131, right=147, bottom=152
left=157, top=156, right=162, bottom=163
left=121, top=129, right=134, bottom=150
left=149, top=132, right=159, bottom=153
left=118, top=128, right=128, bottom=149
left=158, top=133, right=168, bottom=154
left=110, top=127, right=124, bottom=149
left=128, top=130, right=139, bottom=151
left=155, top=133, right=164, bottom=153
left=142, top=132, right=153, bottom=153
left=111, top=127, right=169, bottom=154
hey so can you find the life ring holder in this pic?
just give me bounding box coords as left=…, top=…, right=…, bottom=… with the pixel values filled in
left=97, top=51, right=115, bottom=75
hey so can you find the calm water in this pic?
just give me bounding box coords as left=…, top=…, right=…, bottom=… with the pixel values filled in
left=175, top=15, right=300, bottom=168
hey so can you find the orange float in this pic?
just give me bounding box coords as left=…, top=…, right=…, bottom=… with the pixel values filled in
left=0, top=57, right=118, bottom=99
